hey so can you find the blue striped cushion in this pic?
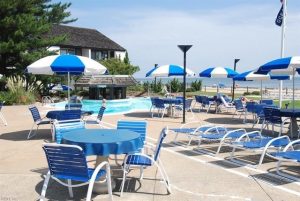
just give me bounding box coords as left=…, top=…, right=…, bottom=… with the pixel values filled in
left=270, top=151, right=300, bottom=162
left=126, top=154, right=152, bottom=166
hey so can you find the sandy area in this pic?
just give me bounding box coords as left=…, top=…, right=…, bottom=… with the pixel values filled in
left=0, top=103, right=299, bottom=200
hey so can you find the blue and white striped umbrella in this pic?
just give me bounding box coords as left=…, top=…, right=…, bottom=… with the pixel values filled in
left=234, top=70, right=290, bottom=100
left=146, top=64, right=195, bottom=77
left=26, top=55, right=107, bottom=75
left=256, top=56, right=300, bottom=75
left=27, top=55, right=107, bottom=106
left=199, top=67, right=238, bottom=78
left=233, top=70, right=290, bottom=81
left=255, top=56, right=300, bottom=109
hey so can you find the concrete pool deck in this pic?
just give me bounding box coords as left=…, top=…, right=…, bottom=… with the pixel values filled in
left=0, top=104, right=299, bottom=201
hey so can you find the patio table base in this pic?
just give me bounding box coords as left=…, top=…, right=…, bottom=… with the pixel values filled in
left=93, top=156, right=116, bottom=194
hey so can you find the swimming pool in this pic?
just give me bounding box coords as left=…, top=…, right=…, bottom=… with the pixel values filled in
left=50, top=97, right=152, bottom=115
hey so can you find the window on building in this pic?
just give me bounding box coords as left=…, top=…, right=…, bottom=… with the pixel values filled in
left=109, top=51, right=115, bottom=58
left=91, top=50, right=109, bottom=60
left=75, top=48, right=82, bottom=56
left=60, top=48, right=75, bottom=55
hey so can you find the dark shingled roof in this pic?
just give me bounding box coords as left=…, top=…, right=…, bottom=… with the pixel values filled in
left=47, top=24, right=126, bottom=51
left=75, top=75, right=137, bottom=87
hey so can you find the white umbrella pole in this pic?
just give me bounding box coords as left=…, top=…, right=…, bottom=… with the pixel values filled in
left=293, top=69, right=295, bottom=110
left=260, top=80, right=263, bottom=101
left=279, top=0, right=287, bottom=108
left=68, top=72, right=70, bottom=110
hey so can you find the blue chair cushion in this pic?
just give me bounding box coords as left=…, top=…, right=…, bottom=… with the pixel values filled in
left=54, top=168, right=106, bottom=182
left=170, top=128, right=197, bottom=133
left=201, top=133, right=225, bottom=139
left=242, top=137, right=289, bottom=149
left=270, top=151, right=300, bottom=162
left=126, top=154, right=152, bottom=166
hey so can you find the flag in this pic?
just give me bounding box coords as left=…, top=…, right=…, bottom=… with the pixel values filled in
left=275, top=0, right=284, bottom=26
left=275, top=5, right=283, bottom=26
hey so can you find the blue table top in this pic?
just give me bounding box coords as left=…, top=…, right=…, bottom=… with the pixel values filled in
left=46, top=110, right=93, bottom=119
left=280, top=109, right=300, bottom=118
left=62, top=129, right=143, bottom=156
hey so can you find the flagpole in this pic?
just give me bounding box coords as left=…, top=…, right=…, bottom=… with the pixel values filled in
left=279, top=0, right=287, bottom=108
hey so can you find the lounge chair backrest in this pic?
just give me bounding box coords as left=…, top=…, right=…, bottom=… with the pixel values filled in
left=150, top=97, right=159, bottom=105
left=260, top=99, right=274, bottom=105
left=117, top=120, right=147, bottom=142
left=185, top=99, right=193, bottom=109
left=154, top=98, right=165, bottom=109
left=56, top=110, right=81, bottom=121
left=201, top=96, right=210, bottom=105
left=234, top=99, right=244, bottom=110
left=29, top=105, right=42, bottom=122
left=195, top=95, right=203, bottom=104
left=253, top=104, right=265, bottom=116
left=97, top=106, right=106, bottom=121
left=153, top=127, right=168, bottom=161
left=43, top=144, right=90, bottom=181
left=220, top=96, right=230, bottom=107
left=246, top=102, right=256, bottom=113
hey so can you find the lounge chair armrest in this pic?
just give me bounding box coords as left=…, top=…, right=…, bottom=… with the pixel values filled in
left=237, top=131, right=261, bottom=141
left=263, top=135, right=291, bottom=152
left=222, top=128, right=246, bottom=139
left=283, top=139, right=300, bottom=151
left=53, top=119, right=83, bottom=124
left=202, top=125, right=226, bottom=134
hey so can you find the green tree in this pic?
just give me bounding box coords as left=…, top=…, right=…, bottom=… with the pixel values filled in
left=0, top=0, right=76, bottom=77
left=100, top=57, right=139, bottom=75
left=124, top=52, right=129, bottom=64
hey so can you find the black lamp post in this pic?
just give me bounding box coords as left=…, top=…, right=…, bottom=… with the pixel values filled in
left=154, top=64, right=158, bottom=89
left=178, top=45, right=192, bottom=123
left=232, top=58, right=240, bottom=101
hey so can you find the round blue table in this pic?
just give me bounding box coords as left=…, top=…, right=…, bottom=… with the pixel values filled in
left=62, top=129, right=143, bottom=156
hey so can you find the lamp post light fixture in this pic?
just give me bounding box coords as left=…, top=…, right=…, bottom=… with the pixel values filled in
left=178, top=45, right=192, bottom=124
left=232, top=58, right=240, bottom=101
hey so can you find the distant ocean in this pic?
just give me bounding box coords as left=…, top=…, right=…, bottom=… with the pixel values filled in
left=134, top=77, right=300, bottom=90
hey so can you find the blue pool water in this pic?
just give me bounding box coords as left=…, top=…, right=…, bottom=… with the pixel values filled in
left=51, top=97, right=152, bottom=115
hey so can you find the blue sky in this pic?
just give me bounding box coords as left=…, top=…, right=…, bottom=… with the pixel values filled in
left=54, top=0, right=300, bottom=77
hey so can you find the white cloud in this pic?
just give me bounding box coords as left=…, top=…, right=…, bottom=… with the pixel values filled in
left=71, top=4, right=300, bottom=77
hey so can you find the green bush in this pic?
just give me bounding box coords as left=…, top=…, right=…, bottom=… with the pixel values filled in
left=151, top=79, right=163, bottom=93
left=168, top=78, right=182, bottom=92
left=127, top=84, right=143, bottom=92
left=191, top=79, right=202, bottom=91
left=243, top=92, right=251, bottom=96
left=0, top=89, right=36, bottom=105
left=251, top=91, right=260, bottom=95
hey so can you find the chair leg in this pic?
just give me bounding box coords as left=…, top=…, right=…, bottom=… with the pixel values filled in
left=67, top=179, right=73, bottom=198
left=27, top=122, right=37, bottom=139
left=120, top=165, right=128, bottom=197
left=154, top=161, right=171, bottom=194
left=40, top=171, right=51, bottom=201
left=139, top=166, right=144, bottom=180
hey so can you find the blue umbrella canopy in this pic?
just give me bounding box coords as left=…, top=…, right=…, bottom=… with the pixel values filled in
left=255, top=56, right=300, bottom=109
left=199, top=67, right=238, bottom=78
left=233, top=70, right=290, bottom=81
left=255, top=56, right=300, bottom=75
left=146, top=64, right=195, bottom=77
left=26, top=55, right=107, bottom=75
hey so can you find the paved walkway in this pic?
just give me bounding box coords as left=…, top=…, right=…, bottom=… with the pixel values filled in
left=0, top=104, right=299, bottom=200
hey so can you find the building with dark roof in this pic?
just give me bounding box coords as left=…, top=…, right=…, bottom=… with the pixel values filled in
left=75, top=75, right=137, bottom=100
left=47, top=24, right=126, bottom=60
